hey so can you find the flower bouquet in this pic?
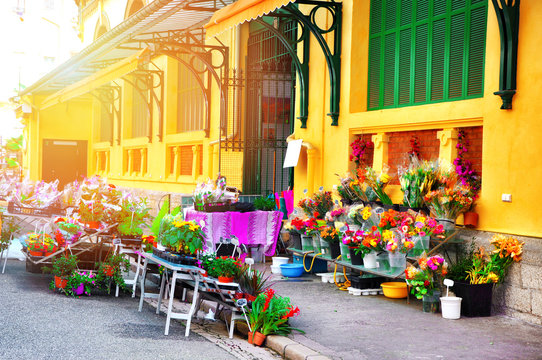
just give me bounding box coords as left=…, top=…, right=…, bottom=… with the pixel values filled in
left=347, top=204, right=376, bottom=228
left=384, top=229, right=415, bottom=270
left=319, top=225, right=342, bottom=258
left=405, top=254, right=448, bottom=299
left=466, top=235, right=524, bottom=284
left=298, top=190, right=333, bottom=219
left=424, top=186, right=473, bottom=225
left=364, top=166, right=393, bottom=205
left=325, top=207, right=347, bottom=224
left=335, top=172, right=369, bottom=204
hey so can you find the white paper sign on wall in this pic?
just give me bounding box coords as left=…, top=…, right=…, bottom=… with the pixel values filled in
left=283, top=139, right=303, bottom=168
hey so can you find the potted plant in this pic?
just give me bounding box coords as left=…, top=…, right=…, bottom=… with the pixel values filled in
left=238, top=267, right=274, bottom=301
left=454, top=130, right=482, bottom=228
left=405, top=254, right=448, bottom=312
left=113, top=197, right=151, bottom=245
left=342, top=229, right=363, bottom=265
left=206, top=256, right=242, bottom=283
left=53, top=217, right=82, bottom=247
left=78, top=199, right=106, bottom=229
left=253, top=196, right=276, bottom=211
left=67, top=271, right=97, bottom=296
left=449, top=235, right=524, bottom=317
left=363, top=166, right=393, bottom=205
left=142, top=235, right=157, bottom=253
left=49, top=255, right=79, bottom=290
left=158, top=214, right=205, bottom=256
left=96, top=253, right=130, bottom=294
left=0, top=213, right=20, bottom=252
left=26, top=232, right=55, bottom=257
left=248, top=288, right=302, bottom=346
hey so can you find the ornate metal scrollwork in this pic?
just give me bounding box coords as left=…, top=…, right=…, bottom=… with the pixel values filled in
left=90, top=85, right=121, bottom=144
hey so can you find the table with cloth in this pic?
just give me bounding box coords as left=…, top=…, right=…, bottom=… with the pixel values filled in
left=184, top=209, right=283, bottom=256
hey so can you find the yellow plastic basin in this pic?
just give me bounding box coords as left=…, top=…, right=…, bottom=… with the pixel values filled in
left=381, top=282, right=408, bottom=299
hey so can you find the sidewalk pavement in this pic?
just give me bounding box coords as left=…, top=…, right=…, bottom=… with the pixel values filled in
left=261, top=263, right=542, bottom=360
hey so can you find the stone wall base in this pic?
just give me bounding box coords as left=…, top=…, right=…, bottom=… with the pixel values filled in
left=457, top=229, right=542, bottom=326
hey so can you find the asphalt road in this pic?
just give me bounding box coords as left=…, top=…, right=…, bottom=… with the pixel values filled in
left=0, top=260, right=239, bottom=360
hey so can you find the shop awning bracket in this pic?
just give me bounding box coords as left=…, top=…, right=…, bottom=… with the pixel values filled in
left=90, top=85, right=122, bottom=145
left=283, top=1, right=342, bottom=126
left=254, top=18, right=310, bottom=128
left=492, top=0, right=520, bottom=110
left=121, top=68, right=164, bottom=142
left=164, top=52, right=212, bottom=137
left=121, top=31, right=229, bottom=134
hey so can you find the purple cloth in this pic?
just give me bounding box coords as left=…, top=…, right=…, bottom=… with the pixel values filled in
left=185, top=209, right=283, bottom=256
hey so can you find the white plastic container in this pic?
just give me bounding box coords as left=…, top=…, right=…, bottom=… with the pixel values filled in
left=363, top=252, right=377, bottom=268
left=440, top=296, right=462, bottom=319
left=272, top=257, right=289, bottom=266
left=270, top=264, right=282, bottom=274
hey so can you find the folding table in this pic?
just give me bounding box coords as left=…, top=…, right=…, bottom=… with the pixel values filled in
left=137, top=251, right=205, bottom=336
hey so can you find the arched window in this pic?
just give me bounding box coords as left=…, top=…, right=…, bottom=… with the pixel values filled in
left=125, top=0, right=145, bottom=19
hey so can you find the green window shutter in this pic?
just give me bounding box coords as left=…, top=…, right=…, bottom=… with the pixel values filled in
left=367, top=0, right=488, bottom=111
left=467, top=5, right=487, bottom=96
left=368, top=36, right=382, bottom=109
left=398, top=28, right=411, bottom=105
left=431, top=18, right=446, bottom=101
left=449, top=12, right=466, bottom=99
left=414, top=23, right=428, bottom=103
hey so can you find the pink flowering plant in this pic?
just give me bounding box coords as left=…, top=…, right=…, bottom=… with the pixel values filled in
left=349, top=137, right=373, bottom=168
left=405, top=254, right=448, bottom=299
left=342, top=229, right=364, bottom=248
left=325, top=207, right=347, bottom=223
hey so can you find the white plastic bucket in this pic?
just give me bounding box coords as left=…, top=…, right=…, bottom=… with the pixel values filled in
left=363, top=252, right=377, bottom=268
left=440, top=296, right=462, bottom=319
left=272, top=257, right=289, bottom=266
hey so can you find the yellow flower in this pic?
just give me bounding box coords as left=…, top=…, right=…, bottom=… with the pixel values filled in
left=362, top=207, right=372, bottom=220
left=486, top=272, right=499, bottom=283
left=380, top=174, right=390, bottom=184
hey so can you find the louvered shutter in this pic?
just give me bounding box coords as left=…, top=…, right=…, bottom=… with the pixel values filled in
left=367, top=0, right=488, bottom=110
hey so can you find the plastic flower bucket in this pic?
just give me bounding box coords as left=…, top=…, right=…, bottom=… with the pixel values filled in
left=388, top=252, right=406, bottom=270
left=301, top=235, right=313, bottom=252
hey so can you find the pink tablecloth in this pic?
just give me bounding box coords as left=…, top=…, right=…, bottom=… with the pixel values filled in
left=185, top=209, right=283, bottom=256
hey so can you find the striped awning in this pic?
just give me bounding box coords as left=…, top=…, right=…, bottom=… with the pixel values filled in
left=205, top=0, right=295, bottom=37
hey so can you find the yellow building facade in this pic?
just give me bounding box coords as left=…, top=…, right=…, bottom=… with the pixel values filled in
left=19, top=0, right=542, bottom=322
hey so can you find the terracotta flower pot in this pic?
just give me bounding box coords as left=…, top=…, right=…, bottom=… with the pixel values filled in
left=85, top=221, right=101, bottom=229
left=28, top=250, right=43, bottom=257
left=54, top=276, right=67, bottom=289
left=463, top=212, right=479, bottom=228
left=252, top=331, right=266, bottom=346
left=247, top=331, right=254, bottom=344
left=218, top=276, right=234, bottom=283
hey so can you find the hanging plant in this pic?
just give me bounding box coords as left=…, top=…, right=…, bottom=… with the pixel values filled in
left=349, top=137, right=373, bottom=169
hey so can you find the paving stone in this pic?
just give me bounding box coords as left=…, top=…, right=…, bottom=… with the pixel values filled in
left=284, top=344, right=320, bottom=360
left=267, top=335, right=297, bottom=356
